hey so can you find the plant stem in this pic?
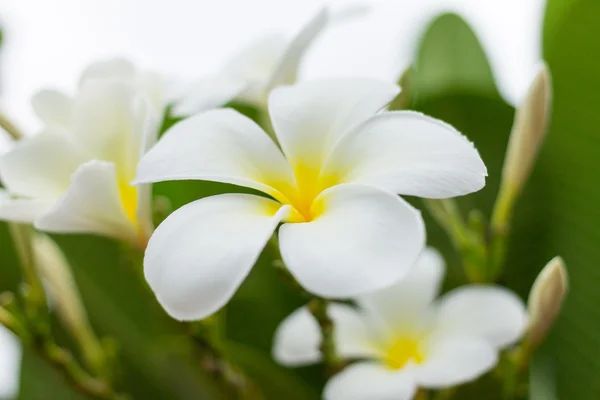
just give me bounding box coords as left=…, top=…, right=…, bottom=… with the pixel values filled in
left=8, top=223, right=47, bottom=312
left=308, top=297, right=342, bottom=374
left=0, top=111, right=24, bottom=140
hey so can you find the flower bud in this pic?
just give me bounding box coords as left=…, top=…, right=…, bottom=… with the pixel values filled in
left=492, top=63, right=552, bottom=229
left=32, top=233, right=105, bottom=374
left=527, top=256, right=568, bottom=347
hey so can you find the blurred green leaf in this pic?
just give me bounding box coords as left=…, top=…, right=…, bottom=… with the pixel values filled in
left=511, top=0, right=600, bottom=398
left=224, top=341, right=319, bottom=400
left=412, top=13, right=499, bottom=105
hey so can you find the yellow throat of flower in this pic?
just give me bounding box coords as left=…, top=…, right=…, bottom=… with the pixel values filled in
left=269, top=163, right=339, bottom=223
left=383, top=337, right=426, bottom=370
left=118, top=179, right=138, bottom=225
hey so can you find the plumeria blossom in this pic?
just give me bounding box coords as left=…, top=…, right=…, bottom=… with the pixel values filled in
left=171, top=7, right=331, bottom=116
left=273, top=248, right=528, bottom=400
left=134, top=78, right=487, bottom=321
left=0, top=65, right=160, bottom=246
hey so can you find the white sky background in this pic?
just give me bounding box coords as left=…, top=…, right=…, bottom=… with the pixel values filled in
left=0, top=0, right=545, bottom=396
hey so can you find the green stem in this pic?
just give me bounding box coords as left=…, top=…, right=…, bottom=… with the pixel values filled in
left=0, top=111, right=24, bottom=140
left=308, top=297, right=342, bottom=374
left=8, top=223, right=47, bottom=312
left=423, top=199, right=487, bottom=282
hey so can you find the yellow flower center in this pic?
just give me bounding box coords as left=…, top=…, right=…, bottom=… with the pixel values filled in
left=268, top=163, right=339, bottom=223
left=118, top=179, right=138, bottom=225
left=383, top=337, right=426, bottom=370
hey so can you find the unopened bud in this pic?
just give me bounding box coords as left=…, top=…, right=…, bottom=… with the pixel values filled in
left=32, top=234, right=87, bottom=336
left=32, top=234, right=106, bottom=374
left=492, top=63, right=552, bottom=229
left=527, top=256, right=568, bottom=347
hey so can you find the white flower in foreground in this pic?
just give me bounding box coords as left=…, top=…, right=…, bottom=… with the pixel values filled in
left=273, top=248, right=528, bottom=400
left=0, top=70, right=160, bottom=246
left=171, top=7, right=331, bottom=116
left=135, top=78, right=487, bottom=320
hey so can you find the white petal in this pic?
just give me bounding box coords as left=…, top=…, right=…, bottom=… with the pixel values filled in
left=273, top=304, right=380, bottom=366
left=416, top=336, right=497, bottom=388
left=223, top=33, right=288, bottom=104
left=323, top=111, right=487, bottom=198
left=268, top=79, right=400, bottom=173
left=79, top=58, right=136, bottom=87
left=324, top=362, right=417, bottom=400
left=144, top=194, right=289, bottom=321
left=0, top=326, right=21, bottom=399
left=35, top=161, right=137, bottom=242
left=0, top=131, right=88, bottom=198
left=0, top=196, right=56, bottom=223
left=134, top=109, right=296, bottom=201
left=70, top=80, right=140, bottom=167
left=434, top=286, right=528, bottom=348
left=31, top=90, right=73, bottom=128
left=266, top=7, right=329, bottom=91
left=356, top=248, right=445, bottom=336
left=170, top=75, right=247, bottom=117
left=279, top=184, right=424, bottom=298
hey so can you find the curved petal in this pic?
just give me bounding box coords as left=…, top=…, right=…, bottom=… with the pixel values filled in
left=134, top=109, right=296, bottom=201
left=273, top=304, right=380, bottom=366
left=266, top=7, right=329, bottom=91
left=0, top=131, right=89, bottom=198
left=170, top=75, right=247, bottom=117
left=144, top=194, right=290, bottom=321
left=79, top=58, right=136, bottom=87
left=324, top=362, right=417, bottom=400
left=416, top=336, right=497, bottom=388
left=433, top=286, right=528, bottom=348
left=35, top=161, right=138, bottom=242
left=268, top=79, right=400, bottom=174
left=279, top=184, right=425, bottom=298
left=0, top=326, right=21, bottom=399
left=31, top=90, right=73, bottom=129
left=323, top=111, right=487, bottom=198
left=356, top=248, right=445, bottom=337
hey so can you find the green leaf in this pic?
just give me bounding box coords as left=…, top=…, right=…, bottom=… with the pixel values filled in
left=509, top=0, right=600, bottom=398
left=224, top=341, right=319, bottom=400
left=412, top=13, right=499, bottom=104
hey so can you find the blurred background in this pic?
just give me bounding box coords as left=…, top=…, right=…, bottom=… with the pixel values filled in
left=3, top=0, right=600, bottom=399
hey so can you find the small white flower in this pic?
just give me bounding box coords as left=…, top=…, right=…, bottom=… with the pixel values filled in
left=273, top=248, right=528, bottom=400
left=0, top=63, right=160, bottom=246
left=134, top=78, right=487, bottom=321
left=171, top=7, right=330, bottom=116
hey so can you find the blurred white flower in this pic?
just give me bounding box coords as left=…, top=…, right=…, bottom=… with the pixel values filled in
left=0, top=325, right=20, bottom=399
left=170, top=7, right=330, bottom=116
left=134, top=78, right=487, bottom=321
left=0, top=62, right=160, bottom=246
left=273, top=248, right=528, bottom=400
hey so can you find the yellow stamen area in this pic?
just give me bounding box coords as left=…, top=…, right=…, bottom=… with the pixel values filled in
left=383, top=337, right=426, bottom=370
left=267, top=162, right=339, bottom=223
left=118, top=179, right=138, bottom=225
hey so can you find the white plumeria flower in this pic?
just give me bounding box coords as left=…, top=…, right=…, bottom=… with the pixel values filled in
left=171, top=7, right=330, bottom=116
left=0, top=71, right=160, bottom=246
left=134, top=78, right=487, bottom=321
left=0, top=326, right=20, bottom=399
left=273, top=248, right=528, bottom=400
